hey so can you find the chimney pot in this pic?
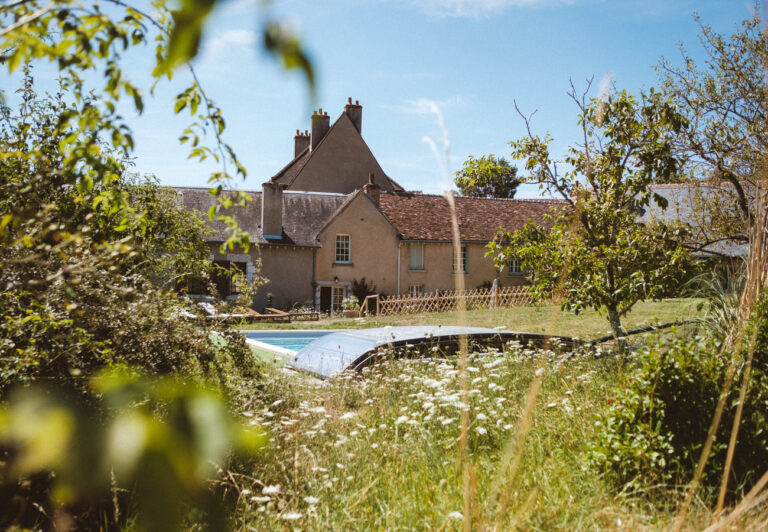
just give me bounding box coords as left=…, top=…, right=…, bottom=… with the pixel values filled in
left=294, top=128, right=310, bottom=157
left=348, top=97, right=352, bottom=104
left=363, top=176, right=381, bottom=205
left=344, top=98, right=363, bottom=133
left=310, top=108, right=331, bottom=150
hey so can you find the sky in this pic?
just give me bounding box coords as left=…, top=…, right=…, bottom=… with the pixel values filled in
left=6, top=0, right=757, bottom=197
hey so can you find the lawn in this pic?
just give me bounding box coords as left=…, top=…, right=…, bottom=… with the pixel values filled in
left=240, top=298, right=704, bottom=341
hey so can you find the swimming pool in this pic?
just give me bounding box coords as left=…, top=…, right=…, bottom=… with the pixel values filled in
left=242, top=330, right=343, bottom=353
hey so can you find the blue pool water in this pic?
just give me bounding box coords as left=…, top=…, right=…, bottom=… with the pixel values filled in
left=242, top=330, right=340, bottom=352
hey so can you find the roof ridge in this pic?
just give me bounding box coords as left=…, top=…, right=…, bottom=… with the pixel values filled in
left=381, top=192, right=566, bottom=203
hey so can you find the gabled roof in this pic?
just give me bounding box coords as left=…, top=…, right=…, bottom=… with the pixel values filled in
left=315, top=189, right=402, bottom=239
left=270, top=112, right=404, bottom=194
left=378, top=193, right=567, bottom=242
left=174, top=187, right=347, bottom=247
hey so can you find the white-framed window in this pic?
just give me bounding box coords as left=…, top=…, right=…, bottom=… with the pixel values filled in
left=409, top=243, right=425, bottom=270
left=452, top=246, right=468, bottom=273
left=408, top=284, right=424, bottom=296
left=335, top=234, right=350, bottom=263
left=507, top=257, right=523, bottom=275
left=332, top=286, right=345, bottom=312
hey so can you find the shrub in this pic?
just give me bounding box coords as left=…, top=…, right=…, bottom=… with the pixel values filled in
left=589, top=296, right=768, bottom=500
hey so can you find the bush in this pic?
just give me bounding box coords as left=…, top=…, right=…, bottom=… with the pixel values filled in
left=589, top=296, right=768, bottom=500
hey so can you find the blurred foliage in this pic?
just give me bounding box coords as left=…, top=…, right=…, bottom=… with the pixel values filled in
left=489, top=86, right=693, bottom=339
left=454, top=154, right=520, bottom=198
left=589, top=295, right=768, bottom=500
left=0, top=0, right=316, bottom=527
left=0, top=372, right=266, bottom=530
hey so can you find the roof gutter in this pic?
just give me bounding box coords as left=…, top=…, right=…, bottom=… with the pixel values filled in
left=397, top=240, right=402, bottom=295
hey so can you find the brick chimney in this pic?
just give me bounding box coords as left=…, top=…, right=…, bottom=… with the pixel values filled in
left=363, top=172, right=380, bottom=205
left=261, top=182, right=284, bottom=239
left=310, top=108, right=330, bottom=151
left=294, top=129, right=309, bottom=157
left=344, top=97, right=362, bottom=133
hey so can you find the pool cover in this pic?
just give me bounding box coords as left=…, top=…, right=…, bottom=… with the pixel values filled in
left=287, top=326, right=573, bottom=379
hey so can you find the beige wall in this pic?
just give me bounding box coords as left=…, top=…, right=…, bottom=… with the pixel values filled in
left=398, top=242, right=527, bottom=294
left=290, top=115, right=392, bottom=194
left=211, top=244, right=315, bottom=310
left=315, top=194, right=400, bottom=300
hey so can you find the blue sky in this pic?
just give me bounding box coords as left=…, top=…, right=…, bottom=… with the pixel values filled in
left=8, top=0, right=754, bottom=197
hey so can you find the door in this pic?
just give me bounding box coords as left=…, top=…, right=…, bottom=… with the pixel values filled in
left=320, top=286, right=332, bottom=312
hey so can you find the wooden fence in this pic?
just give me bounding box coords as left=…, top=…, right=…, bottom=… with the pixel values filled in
left=361, top=286, right=534, bottom=316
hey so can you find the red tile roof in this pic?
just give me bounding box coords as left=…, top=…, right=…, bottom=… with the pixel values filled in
left=378, top=193, right=567, bottom=242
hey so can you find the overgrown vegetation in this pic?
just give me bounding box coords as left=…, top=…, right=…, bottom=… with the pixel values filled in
left=0, top=0, right=314, bottom=527
left=1, top=0, right=767, bottom=529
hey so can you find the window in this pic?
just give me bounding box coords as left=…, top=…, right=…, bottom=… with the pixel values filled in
left=507, top=257, right=523, bottom=275
left=452, top=246, right=468, bottom=273
left=409, top=244, right=425, bottom=270
left=332, top=286, right=345, bottom=312
left=408, top=284, right=424, bottom=296
left=335, top=234, right=350, bottom=263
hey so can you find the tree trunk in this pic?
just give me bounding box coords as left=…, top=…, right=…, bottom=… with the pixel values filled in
left=606, top=305, right=628, bottom=350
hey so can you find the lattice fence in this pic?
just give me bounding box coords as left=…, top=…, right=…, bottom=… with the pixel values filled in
left=371, top=286, right=534, bottom=316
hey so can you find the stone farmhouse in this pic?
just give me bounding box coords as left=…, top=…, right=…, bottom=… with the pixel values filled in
left=176, top=99, right=565, bottom=312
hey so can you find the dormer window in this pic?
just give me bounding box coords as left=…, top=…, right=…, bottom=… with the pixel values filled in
left=335, top=234, right=350, bottom=263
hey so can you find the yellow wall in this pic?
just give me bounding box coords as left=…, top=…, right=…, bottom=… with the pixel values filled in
left=398, top=242, right=527, bottom=294
left=315, top=194, right=400, bottom=299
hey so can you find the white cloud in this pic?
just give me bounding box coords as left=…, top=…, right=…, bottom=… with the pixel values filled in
left=201, top=28, right=259, bottom=58
left=381, top=95, right=469, bottom=115
left=411, top=0, right=574, bottom=18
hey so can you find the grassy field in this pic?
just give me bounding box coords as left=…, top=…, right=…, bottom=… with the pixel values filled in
left=232, top=345, right=742, bottom=530
left=241, top=298, right=704, bottom=340
left=227, top=297, right=768, bottom=530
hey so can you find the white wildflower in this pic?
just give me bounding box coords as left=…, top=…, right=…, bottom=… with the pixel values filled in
left=476, top=413, right=488, bottom=421
left=447, top=511, right=463, bottom=519
left=395, top=415, right=409, bottom=425
left=441, top=418, right=455, bottom=425
left=535, top=367, right=545, bottom=377
left=304, top=496, right=320, bottom=505
left=240, top=489, right=251, bottom=496
left=281, top=512, right=302, bottom=520
left=546, top=402, right=557, bottom=408
left=262, top=485, right=280, bottom=495
left=308, top=406, right=326, bottom=414
left=475, top=426, right=488, bottom=435
left=250, top=495, right=271, bottom=503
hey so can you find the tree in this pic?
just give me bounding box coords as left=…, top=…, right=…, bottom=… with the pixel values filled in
left=656, top=8, right=766, bottom=247
left=488, top=81, right=693, bottom=340
left=454, top=154, right=520, bottom=198
left=0, top=1, right=313, bottom=528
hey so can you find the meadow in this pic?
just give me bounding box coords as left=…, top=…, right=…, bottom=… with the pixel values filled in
left=230, top=299, right=765, bottom=530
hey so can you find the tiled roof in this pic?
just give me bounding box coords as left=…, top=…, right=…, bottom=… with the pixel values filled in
left=378, top=193, right=567, bottom=242
left=270, top=146, right=311, bottom=187
left=174, top=187, right=347, bottom=247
